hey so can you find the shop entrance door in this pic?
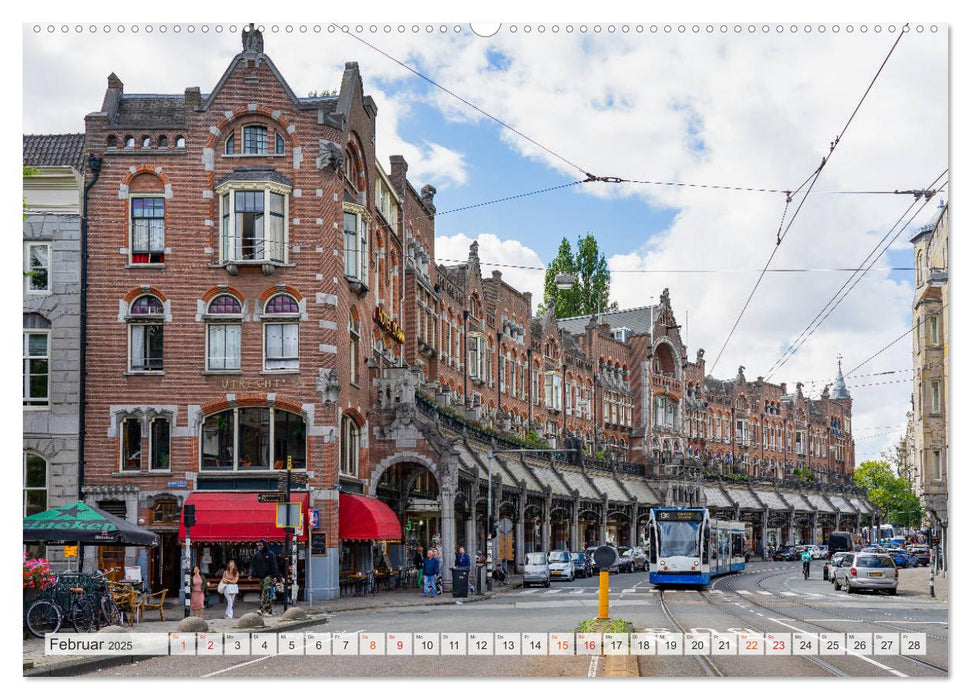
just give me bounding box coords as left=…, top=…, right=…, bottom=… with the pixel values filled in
left=98, top=546, right=125, bottom=581
left=158, top=533, right=181, bottom=594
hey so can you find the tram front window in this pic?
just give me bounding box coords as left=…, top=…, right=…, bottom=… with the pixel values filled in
left=658, top=521, right=702, bottom=558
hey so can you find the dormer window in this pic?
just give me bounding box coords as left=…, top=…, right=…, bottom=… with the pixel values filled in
left=243, top=125, right=268, bottom=155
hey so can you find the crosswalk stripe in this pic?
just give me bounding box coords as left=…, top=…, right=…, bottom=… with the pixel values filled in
left=758, top=591, right=773, bottom=596
left=735, top=590, right=751, bottom=594
left=779, top=592, right=797, bottom=596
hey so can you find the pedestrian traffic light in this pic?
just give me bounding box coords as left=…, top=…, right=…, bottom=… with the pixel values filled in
left=183, top=504, right=196, bottom=528
left=488, top=515, right=497, bottom=539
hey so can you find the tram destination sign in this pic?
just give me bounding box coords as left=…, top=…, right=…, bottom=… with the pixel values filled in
left=656, top=510, right=704, bottom=521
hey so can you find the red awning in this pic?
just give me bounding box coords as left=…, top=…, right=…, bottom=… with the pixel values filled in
left=339, top=493, right=402, bottom=542
left=177, top=492, right=310, bottom=543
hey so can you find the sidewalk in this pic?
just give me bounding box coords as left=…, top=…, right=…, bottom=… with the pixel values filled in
left=896, top=566, right=948, bottom=602
left=24, top=574, right=524, bottom=675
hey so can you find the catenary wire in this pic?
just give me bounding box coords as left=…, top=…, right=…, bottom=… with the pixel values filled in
left=702, top=24, right=909, bottom=378
left=844, top=301, right=947, bottom=377
left=764, top=171, right=946, bottom=379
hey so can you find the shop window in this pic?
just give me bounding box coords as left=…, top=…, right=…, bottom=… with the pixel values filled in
left=121, top=418, right=142, bottom=471
left=263, top=293, right=299, bottom=371
left=23, top=452, right=47, bottom=517
left=341, top=415, right=360, bottom=477
left=150, top=418, right=170, bottom=470
left=200, top=407, right=305, bottom=471
left=130, top=196, right=165, bottom=264
left=206, top=294, right=243, bottom=371
left=128, top=295, right=164, bottom=372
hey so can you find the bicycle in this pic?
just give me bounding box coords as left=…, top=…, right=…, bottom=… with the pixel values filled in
left=24, top=574, right=98, bottom=637
left=91, top=568, right=123, bottom=627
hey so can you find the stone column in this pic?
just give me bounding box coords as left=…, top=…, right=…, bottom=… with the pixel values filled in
left=810, top=511, right=819, bottom=545
left=570, top=505, right=579, bottom=551
left=440, top=485, right=456, bottom=587
left=762, top=508, right=770, bottom=558
left=600, top=498, right=608, bottom=544
left=542, top=495, right=552, bottom=552
left=628, top=511, right=637, bottom=549
left=788, top=509, right=796, bottom=546
left=516, top=494, right=526, bottom=573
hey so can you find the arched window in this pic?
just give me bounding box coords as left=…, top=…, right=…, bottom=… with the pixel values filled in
left=124, top=135, right=135, bottom=149
left=158, top=135, right=168, bottom=149
left=128, top=295, right=164, bottom=371
left=206, top=294, right=243, bottom=371
left=340, top=415, right=360, bottom=476
left=107, top=135, right=118, bottom=149
left=225, top=133, right=235, bottom=155
left=141, top=135, right=152, bottom=149
left=175, top=135, right=185, bottom=149
left=130, top=181, right=166, bottom=264
left=263, top=294, right=299, bottom=371
left=152, top=498, right=179, bottom=524
left=242, top=125, right=268, bottom=154
left=201, top=407, right=306, bottom=471
left=121, top=417, right=141, bottom=470
left=150, top=417, right=170, bottom=470
left=349, top=308, right=361, bottom=385
left=24, top=452, right=47, bottom=517
left=275, top=132, right=285, bottom=154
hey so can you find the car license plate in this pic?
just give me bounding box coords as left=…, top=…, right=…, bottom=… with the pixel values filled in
left=869, top=572, right=883, bottom=577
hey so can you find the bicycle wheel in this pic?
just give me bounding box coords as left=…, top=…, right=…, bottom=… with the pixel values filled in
left=25, top=600, right=62, bottom=638
left=71, top=596, right=98, bottom=633
left=100, top=594, right=122, bottom=627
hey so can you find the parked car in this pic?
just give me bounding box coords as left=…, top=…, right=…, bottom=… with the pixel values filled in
left=547, top=550, right=575, bottom=581
left=818, top=545, right=830, bottom=559
left=832, top=552, right=898, bottom=595
left=823, top=551, right=853, bottom=581
left=624, top=547, right=648, bottom=572
left=886, top=548, right=916, bottom=569
left=807, top=545, right=824, bottom=560
left=585, top=545, right=620, bottom=573
left=571, top=552, right=593, bottom=578
left=523, top=551, right=551, bottom=588
left=784, top=546, right=807, bottom=561
left=773, top=546, right=795, bottom=561
left=907, top=545, right=931, bottom=567
left=616, top=549, right=633, bottom=573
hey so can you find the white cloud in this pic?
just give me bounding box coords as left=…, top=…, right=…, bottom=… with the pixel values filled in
left=434, top=232, right=546, bottom=307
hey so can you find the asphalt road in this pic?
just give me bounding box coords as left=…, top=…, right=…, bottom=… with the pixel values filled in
left=77, top=561, right=947, bottom=679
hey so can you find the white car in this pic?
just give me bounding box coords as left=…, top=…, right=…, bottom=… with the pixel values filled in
left=807, top=545, right=825, bottom=560
left=523, top=551, right=551, bottom=588
left=547, top=550, right=575, bottom=581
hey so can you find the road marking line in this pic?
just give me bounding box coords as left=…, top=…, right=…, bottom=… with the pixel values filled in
left=767, top=619, right=908, bottom=677
left=735, top=590, right=751, bottom=594
left=201, top=628, right=364, bottom=677
left=622, top=589, right=636, bottom=594
left=779, top=592, right=798, bottom=596
left=588, top=655, right=599, bottom=677
left=758, top=591, right=773, bottom=596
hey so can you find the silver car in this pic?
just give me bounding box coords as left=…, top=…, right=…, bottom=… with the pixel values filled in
left=523, top=551, right=551, bottom=588
left=623, top=547, right=647, bottom=572
left=547, top=550, right=575, bottom=582
left=833, top=553, right=898, bottom=594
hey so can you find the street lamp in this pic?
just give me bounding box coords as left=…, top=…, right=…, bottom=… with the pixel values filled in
left=554, top=272, right=576, bottom=290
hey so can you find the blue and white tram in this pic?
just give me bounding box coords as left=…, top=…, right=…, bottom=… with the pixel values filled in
left=648, top=508, right=746, bottom=585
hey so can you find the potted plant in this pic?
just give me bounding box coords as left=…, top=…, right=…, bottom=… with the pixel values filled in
left=23, top=553, right=55, bottom=601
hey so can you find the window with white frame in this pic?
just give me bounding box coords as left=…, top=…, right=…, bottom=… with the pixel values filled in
left=263, top=293, right=300, bottom=371
left=128, top=295, right=164, bottom=372
left=206, top=294, right=242, bottom=371
left=468, top=333, right=486, bottom=380
left=24, top=452, right=47, bottom=517
left=544, top=372, right=562, bottom=411
left=23, top=331, right=49, bottom=407
left=349, top=310, right=361, bottom=385
left=24, top=242, right=51, bottom=293
left=130, top=197, right=165, bottom=264
left=343, top=204, right=370, bottom=286
left=341, top=415, right=360, bottom=476
left=219, top=185, right=288, bottom=264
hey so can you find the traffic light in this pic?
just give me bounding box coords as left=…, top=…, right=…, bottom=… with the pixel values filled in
left=183, top=504, right=196, bottom=528
left=488, top=515, right=498, bottom=539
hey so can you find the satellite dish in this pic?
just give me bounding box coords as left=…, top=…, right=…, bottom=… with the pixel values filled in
left=593, top=545, right=617, bottom=570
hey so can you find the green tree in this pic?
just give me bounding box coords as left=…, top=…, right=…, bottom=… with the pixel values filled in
left=540, top=234, right=617, bottom=318
left=307, top=89, right=337, bottom=97
left=853, top=460, right=924, bottom=528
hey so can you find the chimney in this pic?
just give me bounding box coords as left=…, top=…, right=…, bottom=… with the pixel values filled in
left=101, top=73, right=124, bottom=118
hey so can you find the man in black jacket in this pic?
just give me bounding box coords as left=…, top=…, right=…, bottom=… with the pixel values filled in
left=250, top=540, right=282, bottom=616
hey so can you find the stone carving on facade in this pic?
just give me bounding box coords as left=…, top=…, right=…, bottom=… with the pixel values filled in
left=420, top=184, right=437, bottom=214
left=316, top=140, right=344, bottom=172
left=316, top=368, right=340, bottom=404
left=242, top=23, right=264, bottom=53
left=660, top=287, right=671, bottom=308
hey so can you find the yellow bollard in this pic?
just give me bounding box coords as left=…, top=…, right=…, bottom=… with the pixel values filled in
left=597, top=570, right=610, bottom=619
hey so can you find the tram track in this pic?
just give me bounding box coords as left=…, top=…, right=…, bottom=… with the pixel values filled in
left=721, top=572, right=948, bottom=676
left=657, top=590, right=723, bottom=677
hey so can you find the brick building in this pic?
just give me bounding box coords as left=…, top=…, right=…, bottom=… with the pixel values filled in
left=77, top=27, right=872, bottom=597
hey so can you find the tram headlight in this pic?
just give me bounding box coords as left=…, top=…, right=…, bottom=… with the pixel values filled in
left=693, top=560, right=700, bottom=566
left=659, top=560, right=666, bottom=567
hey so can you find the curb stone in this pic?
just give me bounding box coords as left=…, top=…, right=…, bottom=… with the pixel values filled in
left=23, top=614, right=327, bottom=677
left=603, top=654, right=639, bottom=677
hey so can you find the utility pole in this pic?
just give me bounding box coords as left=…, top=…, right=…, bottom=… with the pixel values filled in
left=182, top=504, right=195, bottom=619
left=284, top=457, right=292, bottom=612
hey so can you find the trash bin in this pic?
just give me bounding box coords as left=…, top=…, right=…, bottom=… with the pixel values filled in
left=452, top=567, right=470, bottom=598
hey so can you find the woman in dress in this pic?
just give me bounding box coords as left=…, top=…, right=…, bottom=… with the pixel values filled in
left=221, top=560, right=240, bottom=619
left=190, top=565, right=207, bottom=618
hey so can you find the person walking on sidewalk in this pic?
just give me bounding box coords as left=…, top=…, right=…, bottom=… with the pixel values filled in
left=250, top=540, right=282, bottom=616
left=190, top=566, right=207, bottom=618
left=221, top=560, right=240, bottom=619
left=413, top=545, right=425, bottom=589
left=422, top=548, right=440, bottom=597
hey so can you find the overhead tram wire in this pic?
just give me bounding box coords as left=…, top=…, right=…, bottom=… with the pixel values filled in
left=763, top=170, right=947, bottom=380
left=432, top=257, right=913, bottom=274
left=844, top=302, right=947, bottom=378
left=705, top=23, right=909, bottom=378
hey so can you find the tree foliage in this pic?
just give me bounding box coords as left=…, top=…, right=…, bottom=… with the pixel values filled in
left=540, top=234, right=617, bottom=318
left=853, top=460, right=925, bottom=527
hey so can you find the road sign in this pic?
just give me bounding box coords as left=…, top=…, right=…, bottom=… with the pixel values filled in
left=259, top=493, right=286, bottom=503
left=310, top=508, right=320, bottom=529
left=276, top=503, right=303, bottom=529
left=593, top=545, right=618, bottom=570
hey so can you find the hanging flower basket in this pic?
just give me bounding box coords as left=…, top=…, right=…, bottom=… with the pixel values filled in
left=23, top=553, right=55, bottom=599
